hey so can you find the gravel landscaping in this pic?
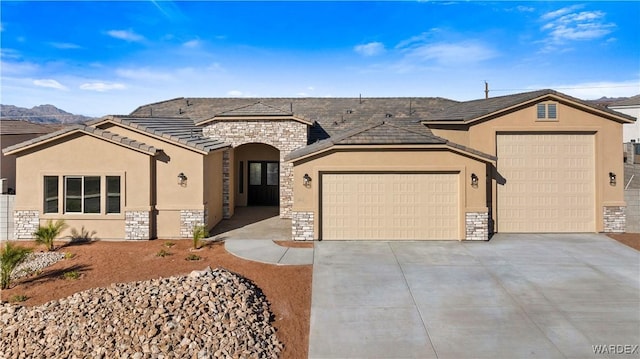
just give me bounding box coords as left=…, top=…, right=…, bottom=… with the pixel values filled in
left=1, top=267, right=283, bottom=358
left=11, top=252, right=66, bottom=280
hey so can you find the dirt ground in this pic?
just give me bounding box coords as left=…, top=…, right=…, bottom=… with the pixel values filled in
left=607, top=232, right=640, bottom=251
left=1, top=239, right=312, bottom=359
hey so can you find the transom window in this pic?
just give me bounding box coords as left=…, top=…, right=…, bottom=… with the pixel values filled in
left=537, top=103, right=557, bottom=120
left=65, top=176, right=100, bottom=213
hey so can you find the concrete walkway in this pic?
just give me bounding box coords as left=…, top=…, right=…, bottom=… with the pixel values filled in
left=224, top=239, right=313, bottom=265
left=309, top=234, right=640, bottom=359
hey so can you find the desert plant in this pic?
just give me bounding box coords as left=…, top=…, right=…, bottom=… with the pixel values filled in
left=164, top=241, right=176, bottom=248
left=157, top=249, right=171, bottom=257
left=63, top=270, right=80, bottom=280
left=34, top=220, right=67, bottom=251
left=68, top=226, right=97, bottom=243
left=185, top=254, right=201, bottom=261
left=9, top=294, right=28, bottom=303
left=64, top=252, right=75, bottom=259
left=192, top=225, right=207, bottom=249
left=0, top=242, right=33, bottom=289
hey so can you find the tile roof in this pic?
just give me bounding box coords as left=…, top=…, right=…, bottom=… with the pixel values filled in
left=216, top=102, right=294, bottom=117
left=610, top=94, right=640, bottom=107
left=93, top=116, right=230, bottom=153
left=2, top=124, right=158, bottom=155
left=424, top=89, right=636, bottom=123
left=0, top=120, right=61, bottom=135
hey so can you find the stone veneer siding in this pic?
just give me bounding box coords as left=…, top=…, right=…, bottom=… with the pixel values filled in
left=125, top=211, right=150, bottom=240
left=180, top=209, right=207, bottom=238
left=13, top=210, right=39, bottom=240
left=203, top=120, right=308, bottom=219
left=292, top=211, right=314, bottom=241
left=222, top=150, right=231, bottom=219
left=465, top=212, right=489, bottom=241
left=603, top=206, right=626, bottom=233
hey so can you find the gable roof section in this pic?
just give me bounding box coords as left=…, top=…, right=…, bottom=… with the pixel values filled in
left=285, top=120, right=495, bottom=163
left=91, top=116, right=230, bottom=154
left=3, top=124, right=159, bottom=156
left=0, top=120, right=61, bottom=135
left=195, top=102, right=313, bottom=126
left=423, top=89, right=636, bottom=124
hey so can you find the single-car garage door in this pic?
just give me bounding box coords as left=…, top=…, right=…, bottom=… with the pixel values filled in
left=497, top=133, right=595, bottom=232
left=321, top=173, right=459, bottom=240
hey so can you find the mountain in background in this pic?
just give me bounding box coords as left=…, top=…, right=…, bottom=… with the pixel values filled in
left=0, top=104, right=95, bottom=124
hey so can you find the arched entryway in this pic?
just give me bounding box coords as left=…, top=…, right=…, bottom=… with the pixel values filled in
left=234, top=143, right=280, bottom=207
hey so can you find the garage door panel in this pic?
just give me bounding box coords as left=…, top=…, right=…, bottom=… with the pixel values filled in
left=322, top=173, right=459, bottom=240
left=497, top=134, right=595, bottom=233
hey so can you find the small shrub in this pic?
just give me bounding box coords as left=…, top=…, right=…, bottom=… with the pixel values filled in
left=192, top=225, right=207, bottom=250
left=34, top=220, right=67, bottom=251
left=185, top=254, right=201, bottom=261
left=9, top=294, right=28, bottom=303
left=63, top=270, right=80, bottom=280
left=1, top=242, right=33, bottom=289
left=64, top=252, right=75, bottom=259
left=164, top=241, right=176, bottom=248
left=156, top=249, right=171, bottom=257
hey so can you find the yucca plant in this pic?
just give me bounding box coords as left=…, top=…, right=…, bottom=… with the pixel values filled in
left=192, top=225, right=207, bottom=250
left=1, top=242, right=33, bottom=289
left=33, top=220, right=67, bottom=251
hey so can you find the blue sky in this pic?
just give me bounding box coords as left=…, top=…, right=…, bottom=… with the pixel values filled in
left=1, top=1, right=639, bottom=117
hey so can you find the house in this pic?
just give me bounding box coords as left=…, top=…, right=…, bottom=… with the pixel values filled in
left=0, top=120, right=60, bottom=193
left=609, top=95, right=640, bottom=143
left=3, top=89, right=635, bottom=241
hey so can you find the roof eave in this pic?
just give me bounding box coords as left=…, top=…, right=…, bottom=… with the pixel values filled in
left=195, top=115, right=313, bottom=126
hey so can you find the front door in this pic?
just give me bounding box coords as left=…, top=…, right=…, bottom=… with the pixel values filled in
left=248, top=161, right=279, bottom=206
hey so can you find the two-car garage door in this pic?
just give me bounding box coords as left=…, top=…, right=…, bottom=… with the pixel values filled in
left=497, top=133, right=595, bottom=232
left=321, top=173, right=459, bottom=240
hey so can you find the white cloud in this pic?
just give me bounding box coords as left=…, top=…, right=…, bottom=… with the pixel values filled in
left=183, top=39, right=201, bottom=48
left=80, top=82, right=127, bottom=92
left=227, top=90, right=243, bottom=97
left=115, top=68, right=174, bottom=82
left=354, top=42, right=385, bottom=57
left=516, top=6, right=535, bottom=13
left=531, top=80, right=640, bottom=100
left=400, top=41, right=497, bottom=66
left=33, top=79, right=68, bottom=90
left=49, top=42, right=82, bottom=49
left=539, top=7, right=615, bottom=52
left=107, top=29, right=145, bottom=42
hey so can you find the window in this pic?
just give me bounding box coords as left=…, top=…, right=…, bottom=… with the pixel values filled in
left=249, top=163, right=262, bottom=185
left=64, top=176, right=101, bottom=214
left=537, top=103, right=558, bottom=120
left=44, top=176, right=58, bottom=213
left=267, top=163, right=279, bottom=186
left=106, top=176, right=121, bottom=214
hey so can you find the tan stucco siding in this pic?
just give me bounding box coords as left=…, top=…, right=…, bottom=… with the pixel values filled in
left=14, top=133, right=151, bottom=239
left=428, top=126, right=470, bottom=147
left=291, top=148, right=488, bottom=240
left=233, top=143, right=279, bottom=207
left=203, top=151, right=224, bottom=230
left=455, top=101, right=625, bottom=232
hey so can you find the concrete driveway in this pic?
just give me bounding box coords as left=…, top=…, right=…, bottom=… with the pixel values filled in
left=309, top=234, right=640, bottom=359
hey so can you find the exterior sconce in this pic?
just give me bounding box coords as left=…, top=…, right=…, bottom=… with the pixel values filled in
left=470, top=173, right=479, bottom=188
left=303, top=173, right=312, bottom=187
left=609, top=172, right=616, bottom=186
left=177, top=172, right=188, bottom=186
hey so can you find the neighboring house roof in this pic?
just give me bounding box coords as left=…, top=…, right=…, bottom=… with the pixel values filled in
left=610, top=94, right=640, bottom=108
left=423, top=89, right=636, bottom=124
left=0, top=120, right=61, bottom=135
left=2, top=124, right=159, bottom=156
left=285, top=120, right=496, bottom=162
left=90, top=116, right=230, bottom=154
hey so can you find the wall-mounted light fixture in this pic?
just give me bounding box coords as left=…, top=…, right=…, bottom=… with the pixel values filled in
left=609, top=172, right=616, bottom=186
left=303, top=173, right=312, bottom=187
left=177, top=172, right=188, bottom=186
left=471, top=173, right=479, bottom=188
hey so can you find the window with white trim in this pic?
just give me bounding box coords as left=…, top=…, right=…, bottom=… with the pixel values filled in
left=65, top=176, right=100, bottom=213
left=536, top=103, right=557, bottom=120
left=106, top=176, right=121, bottom=214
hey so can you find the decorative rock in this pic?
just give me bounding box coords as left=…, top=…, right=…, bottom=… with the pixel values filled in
left=0, top=268, right=283, bottom=358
